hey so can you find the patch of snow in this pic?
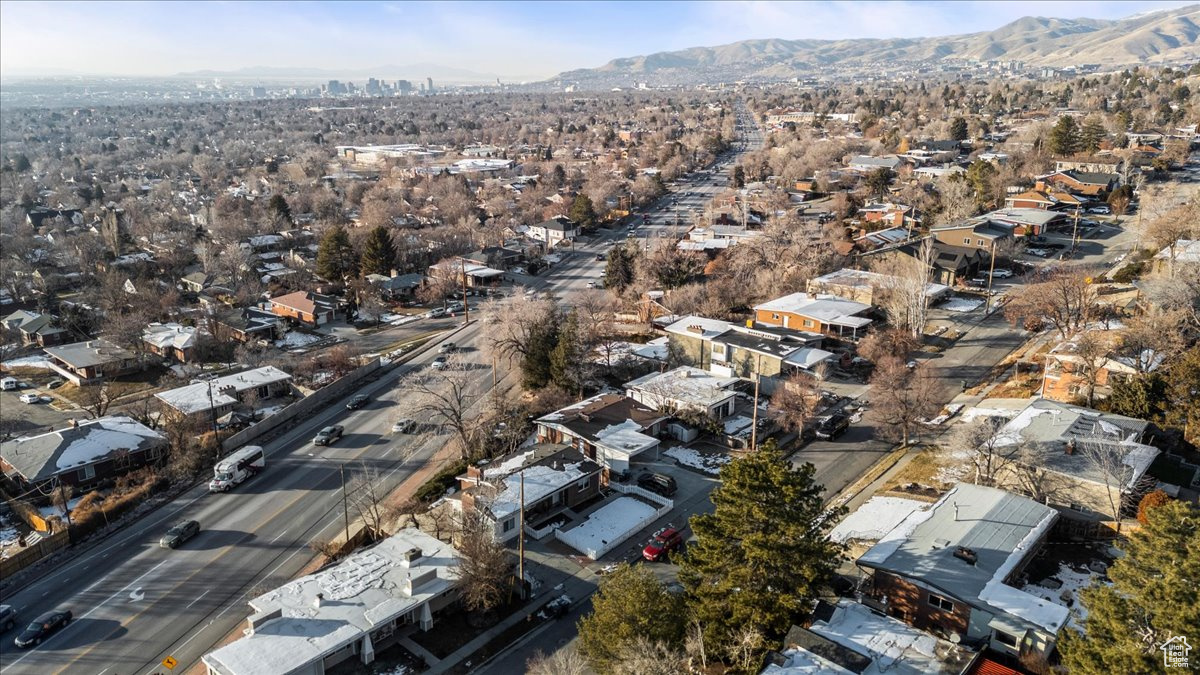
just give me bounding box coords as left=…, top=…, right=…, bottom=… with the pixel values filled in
left=487, top=462, right=588, bottom=520
left=2, top=356, right=53, bottom=369
left=275, top=331, right=321, bottom=349
left=830, top=497, right=929, bottom=544
left=55, top=417, right=164, bottom=471
left=812, top=600, right=947, bottom=675
left=723, top=415, right=753, bottom=436
left=1023, top=563, right=1101, bottom=631
left=978, top=511, right=1069, bottom=632
left=664, top=446, right=731, bottom=475
left=941, top=297, right=984, bottom=313
left=556, top=497, right=658, bottom=559
left=38, top=496, right=83, bottom=520
left=483, top=450, right=535, bottom=478
left=763, top=647, right=855, bottom=674
left=858, top=504, right=938, bottom=566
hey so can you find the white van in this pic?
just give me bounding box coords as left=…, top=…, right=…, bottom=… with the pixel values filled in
left=0, top=377, right=19, bottom=391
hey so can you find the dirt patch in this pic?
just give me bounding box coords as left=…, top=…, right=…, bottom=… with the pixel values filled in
left=408, top=595, right=533, bottom=659
left=880, top=447, right=958, bottom=494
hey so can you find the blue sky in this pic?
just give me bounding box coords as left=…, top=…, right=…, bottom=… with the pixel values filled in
left=0, top=1, right=1192, bottom=80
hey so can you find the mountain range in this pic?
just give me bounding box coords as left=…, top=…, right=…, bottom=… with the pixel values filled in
left=553, top=5, right=1200, bottom=86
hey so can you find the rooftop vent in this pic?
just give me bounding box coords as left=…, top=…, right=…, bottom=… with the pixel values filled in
left=314, top=592, right=324, bottom=609
left=953, top=547, right=978, bottom=565
left=403, top=547, right=423, bottom=564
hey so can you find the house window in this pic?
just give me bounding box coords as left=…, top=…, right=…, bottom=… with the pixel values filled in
left=803, top=319, right=814, bottom=328
left=995, top=631, right=1019, bottom=648
left=502, top=518, right=514, bottom=532
left=772, top=313, right=781, bottom=321
left=1069, top=502, right=1086, bottom=512
left=79, top=464, right=96, bottom=481
left=964, top=237, right=971, bottom=244
left=977, top=239, right=985, bottom=247
left=928, top=594, right=955, bottom=612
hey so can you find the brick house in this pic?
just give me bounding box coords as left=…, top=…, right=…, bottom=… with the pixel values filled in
left=208, top=307, right=283, bottom=343
left=857, top=484, right=1066, bottom=666
left=0, top=416, right=167, bottom=494
left=1036, top=170, right=1118, bottom=198
left=535, top=394, right=667, bottom=475
left=457, top=444, right=601, bottom=541
left=663, top=316, right=833, bottom=387
left=1040, top=331, right=1148, bottom=404
left=268, top=290, right=337, bottom=326
left=143, top=323, right=200, bottom=363
left=43, top=339, right=142, bottom=385
left=753, top=292, right=873, bottom=339
left=1, top=310, right=68, bottom=347
left=1004, top=189, right=1083, bottom=212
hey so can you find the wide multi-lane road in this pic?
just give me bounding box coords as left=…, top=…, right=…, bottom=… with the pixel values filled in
left=0, top=103, right=764, bottom=675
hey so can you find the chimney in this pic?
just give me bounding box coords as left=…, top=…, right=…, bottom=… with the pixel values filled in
left=1065, top=439, right=1076, bottom=456
left=314, top=593, right=323, bottom=609
left=953, top=504, right=960, bottom=521
left=402, top=547, right=423, bottom=566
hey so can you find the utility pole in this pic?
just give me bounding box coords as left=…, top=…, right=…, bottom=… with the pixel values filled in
left=340, top=464, right=350, bottom=544
left=459, top=257, right=470, bottom=325
left=518, top=472, right=526, bottom=599
left=750, top=354, right=762, bottom=451
left=1071, top=207, right=1081, bottom=251
left=985, top=240, right=998, bottom=314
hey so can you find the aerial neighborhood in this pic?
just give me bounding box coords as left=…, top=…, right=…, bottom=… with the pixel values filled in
left=0, top=3, right=1198, bottom=674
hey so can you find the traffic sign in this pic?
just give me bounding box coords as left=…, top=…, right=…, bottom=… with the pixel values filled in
left=163, top=656, right=178, bottom=670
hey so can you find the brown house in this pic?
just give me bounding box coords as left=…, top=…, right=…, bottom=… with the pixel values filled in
left=43, top=339, right=142, bottom=385
left=752, top=292, right=873, bottom=338
left=209, top=307, right=283, bottom=344
left=268, top=290, right=337, bottom=326
left=1, top=311, right=68, bottom=347
left=535, top=394, right=667, bottom=475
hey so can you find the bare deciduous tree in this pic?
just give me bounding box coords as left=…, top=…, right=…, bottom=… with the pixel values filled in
left=345, top=463, right=397, bottom=541
left=526, top=645, right=589, bottom=675
left=869, top=358, right=940, bottom=446
left=457, top=513, right=512, bottom=614
left=770, top=372, right=820, bottom=433
left=871, top=238, right=935, bottom=337
left=402, top=360, right=484, bottom=459
left=1003, top=268, right=1098, bottom=340
left=78, top=383, right=115, bottom=420
left=952, top=416, right=1023, bottom=486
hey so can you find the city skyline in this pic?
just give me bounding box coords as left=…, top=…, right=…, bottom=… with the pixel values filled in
left=1, top=0, right=1193, bottom=81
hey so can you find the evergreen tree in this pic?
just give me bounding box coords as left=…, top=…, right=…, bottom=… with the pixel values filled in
left=1101, top=372, right=1167, bottom=421
left=1059, top=500, right=1200, bottom=674
left=678, top=442, right=845, bottom=656
left=577, top=564, right=685, bottom=674
left=1079, top=118, right=1107, bottom=153
left=268, top=194, right=292, bottom=225
left=732, top=164, right=745, bottom=188
left=1049, top=115, right=1081, bottom=156
left=359, top=226, right=397, bottom=277
left=569, top=194, right=596, bottom=230
left=549, top=309, right=584, bottom=392
left=949, top=116, right=969, bottom=141
left=519, top=310, right=560, bottom=389
left=603, top=244, right=636, bottom=292
left=966, top=160, right=997, bottom=209
left=315, top=225, right=358, bottom=281
left=864, top=168, right=893, bottom=199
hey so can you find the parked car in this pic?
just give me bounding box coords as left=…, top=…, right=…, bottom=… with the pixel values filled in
left=445, top=302, right=464, bottom=313
left=13, top=609, right=71, bottom=648
left=637, top=472, right=678, bottom=497
left=642, top=527, right=684, bottom=562
left=18, top=393, right=41, bottom=404
left=543, top=596, right=571, bottom=619
left=431, top=356, right=449, bottom=370
left=989, top=268, right=1014, bottom=279
left=1087, top=205, right=1111, bottom=215
left=0, top=604, right=15, bottom=632
left=814, top=412, right=850, bottom=440
left=345, top=394, right=369, bottom=410
left=585, top=281, right=596, bottom=289
left=160, top=520, right=200, bottom=549
left=392, top=418, right=417, bottom=434
left=45, top=379, right=65, bottom=390
left=313, top=425, right=344, bottom=445
left=428, top=307, right=447, bottom=318
left=439, top=342, right=456, bottom=354
left=595, top=253, right=606, bottom=261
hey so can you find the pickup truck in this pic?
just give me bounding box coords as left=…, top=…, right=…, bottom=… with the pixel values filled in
left=313, top=425, right=344, bottom=446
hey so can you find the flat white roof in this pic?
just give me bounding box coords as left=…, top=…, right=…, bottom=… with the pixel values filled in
left=664, top=315, right=734, bottom=340
left=754, top=293, right=872, bottom=325
left=156, top=366, right=292, bottom=415
left=203, top=529, right=458, bottom=675
left=624, top=366, right=739, bottom=409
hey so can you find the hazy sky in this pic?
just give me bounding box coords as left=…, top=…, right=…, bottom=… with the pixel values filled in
left=0, top=0, right=1192, bottom=80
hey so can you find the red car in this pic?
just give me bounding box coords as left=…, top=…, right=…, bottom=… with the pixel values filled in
left=642, top=528, right=684, bottom=562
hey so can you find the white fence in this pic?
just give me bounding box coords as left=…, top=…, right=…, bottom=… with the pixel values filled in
left=553, top=486, right=674, bottom=559
left=523, top=521, right=560, bottom=540
left=610, top=482, right=674, bottom=510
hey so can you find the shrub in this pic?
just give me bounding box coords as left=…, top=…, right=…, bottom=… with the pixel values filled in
left=1136, top=489, right=1172, bottom=525
left=415, top=459, right=470, bottom=503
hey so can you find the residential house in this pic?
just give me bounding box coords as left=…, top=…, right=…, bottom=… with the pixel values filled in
left=913, top=165, right=966, bottom=180
left=764, top=600, right=976, bottom=675
left=930, top=220, right=1013, bottom=252
left=1, top=310, right=67, bottom=347
left=364, top=273, right=423, bottom=300
left=977, top=399, right=1157, bottom=534
left=458, top=444, right=601, bottom=541
left=624, top=367, right=741, bottom=419
left=1037, top=170, right=1118, bottom=198
left=527, top=216, right=579, bottom=247
left=202, top=529, right=461, bottom=675
left=209, top=307, right=283, bottom=344
left=0, top=416, right=167, bottom=494
left=857, top=483, right=1067, bottom=666
left=1152, top=239, right=1200, bottom=274
left=143, top=323, right=200, bottom=363
left=43, top=339, right=142, bottom=385
left=1004, top=189, right=1083, bottom=212
left=807, top=269, right=950, bottom=307
left=179, top=271, right=214, bottom=294
left=980, top=208, right=1068, bottom=236
left=852, top=226, right=917, bottom=252
left=1054, top=158, right=1124, bottom=175
left=849, top=156, right=904, bottom=173
left=26, top=207, right=82, bottom=229
left=1041, top=330, right=1150, bottom=404
left=664, top=316, right=834, bottom=387
left=462, top=246, right=523, bottom=270
left=753, top=293, right=873, bottom=339
left=426, top=260, right=505, bottom=289
left=857, top=202, right=914, bottom=229
left=156, top=366, right=294, bottom=420
left=535, top=393, right=668, bottom=474
left=268, top=290, right=337, bottom=327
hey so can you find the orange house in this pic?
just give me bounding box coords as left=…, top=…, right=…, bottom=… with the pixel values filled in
left=268, top=291, right=336, bottom=326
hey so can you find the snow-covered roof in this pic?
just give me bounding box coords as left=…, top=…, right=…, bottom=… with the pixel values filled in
left=143, top=322, right=199, bottom=351
left=799, top=600, right=974, bottom=675
left=809, top=268, right=950, bottom=300
left=624, top=366, right=739, bottom=410
left=782, top=347, right=836, bottom=370
left=156, top=366, right=292, bottom=415
left=754, top=293, right=872, bottom=327
left=664, top=315, right=734, bottom=340
left=203, top=529, right=459, bottom=675
left=858, top=483, right=1068, bottom=633
left=0, top=416, right=166, bottom=484
left=1153, top=239, right=1200, bottom=264
left=830, top=496, right=930, bottom=544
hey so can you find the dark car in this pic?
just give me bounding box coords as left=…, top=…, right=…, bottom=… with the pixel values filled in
left=345, top=394, right=369, bottom=410
left=595, top=253, right=606, bottom=261
left=160, top=519, right=200, bottom=549
left=643, top=527, right=684, bottom=562
left=637, top=472, right=678, bottom=497
left=313, top=425, right=344, bottom=445
left=13, top=609, right=71, bottom=648
left=543, top=596, right=571, bottom=619
left=0, top=604, right=15, bottom=632
left=814, top=412, right=850, bottom=440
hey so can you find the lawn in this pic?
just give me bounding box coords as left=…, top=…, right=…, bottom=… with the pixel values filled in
left=880, top=446, right=961, bottom=495
left=56, top=366, right=168, bottom=405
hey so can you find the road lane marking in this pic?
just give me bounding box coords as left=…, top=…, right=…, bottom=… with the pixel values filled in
left=129, top=587, right=145, bottom=602
left=269, top=529, right=289, bottom=544
left=185, top=590, right=209, bottom=610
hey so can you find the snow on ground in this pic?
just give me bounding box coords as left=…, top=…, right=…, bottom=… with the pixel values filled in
left=763, top=647, right=855, bottom=674
left=556, top=497, right=658, bottom=559
left=372, top=666, right=410, bottom=675
left=830, top=497, right=930, bottom=544
left=1023, top=563, right=1100, bottom=630
left=941, top=297, right=984, bottom=313
left=2, top=356, right=53, bottom=369
left=37, top=496, right=83, bottom=520
left=665, top=446, right=731, bottom=475
left=0, top=526, right=21, bottom=547
left=274, top=331, right=322, bottom=349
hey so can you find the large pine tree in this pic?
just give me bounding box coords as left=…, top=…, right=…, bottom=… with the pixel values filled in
left=315, top=225, right=358, bottom=281
left=678, top=442, right=844, bottom=655
left=603, top=244, right=636, bottom=292
left=359, top=225, right=397, bottom=277
left=577, top=563, right=684, bottom=674
left=1059, top=500, right=1200, bottom=673
left=569, top=193, right=596, bottom=230
left=1049, top=115, right=1081, bottom=156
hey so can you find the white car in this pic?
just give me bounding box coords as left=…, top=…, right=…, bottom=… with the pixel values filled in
left=989, top=269, right=1014, bottom=279
left=19, top=393, right=41, bottom=404
left=392, top=419, right=417, bottom=434
left=431, top=356, right=449, bottom=370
